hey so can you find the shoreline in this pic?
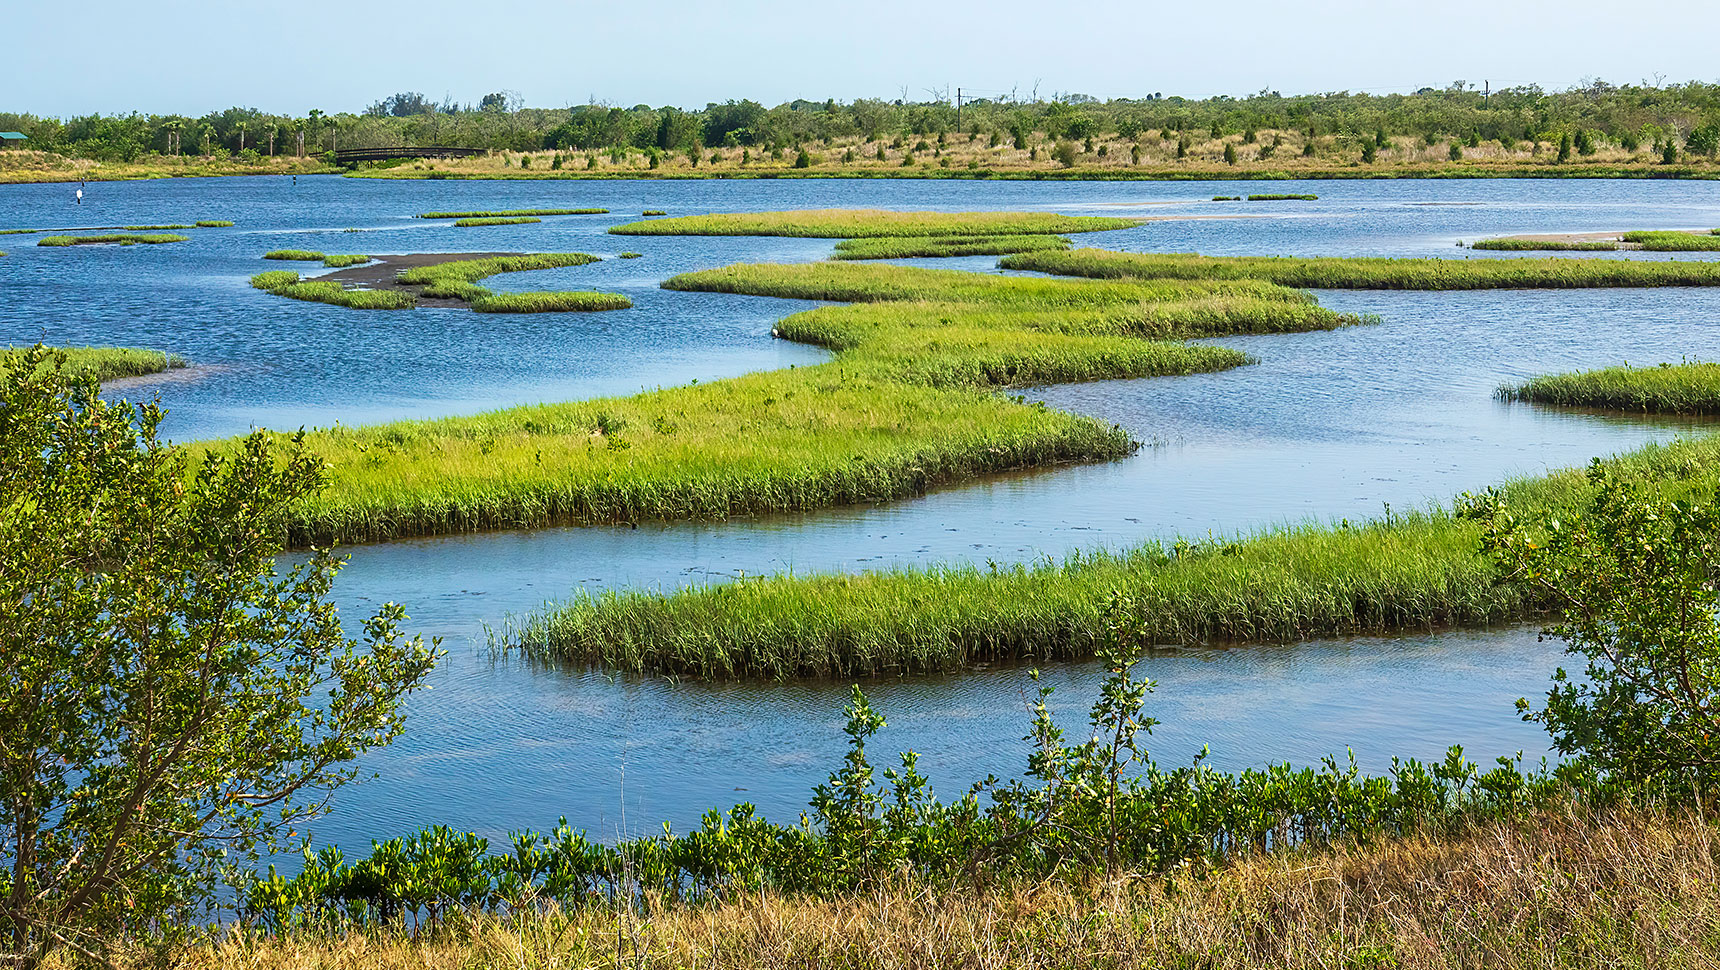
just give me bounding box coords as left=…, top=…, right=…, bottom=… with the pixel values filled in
left=3, top=163, right=1719, bottom=188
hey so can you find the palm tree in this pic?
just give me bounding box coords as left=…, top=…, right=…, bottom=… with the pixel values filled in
left=307, top=108, right=324, bottom=150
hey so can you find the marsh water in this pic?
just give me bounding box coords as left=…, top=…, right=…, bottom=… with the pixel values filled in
left=5, top=174, right=1720, bottom=850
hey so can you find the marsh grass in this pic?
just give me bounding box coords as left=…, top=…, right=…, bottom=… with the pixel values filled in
left=608, top=208, right=1140, bottom=238
left=417, top=208, right=609, bottom=218
left=515, top=434, right=1720, bottom=677
left=36, top=233, right=187, bottom=247
left=249, top=269, right=300, bottom=290
left=195, top=219, right=234, bottom=227
left=0, top=228, right=38, bottom=235
left=262, top=250, right=369, bottom=267
left=1248, top=193, right=1319, bottom=200
left=1470, top=238, right=1619, bottom=251
left=1211, top=195, right=1241, bottom=201
left=3, top=345, right=184, bottom=383
left=269, top=281, right=415, bottom=310
left=642, top=209, right=667, bottom=216
left=618, top=251, right=643, bottom=258
left=1004, top=247, right=1720, bottom=289
left=122, top=223, right=191, bottom=230
left=234, top=259, right=1366, bottom=546
left=831, top=233, right=1073, bottom=260
left=1621, top=230, right=1720, bottom=251
left=142, top=808, right=1720, bottom=970
left=1502, top=360, right=1720, bottom=414
left=470, top=291, right=634, bottom=313
left=453, top=216, right=543, bottom=227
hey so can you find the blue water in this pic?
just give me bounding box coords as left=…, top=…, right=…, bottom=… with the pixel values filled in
left=3, top=174, right=1718, bottom=852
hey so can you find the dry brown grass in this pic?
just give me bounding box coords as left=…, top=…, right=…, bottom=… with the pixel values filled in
left=120, top=807, right=1720, bottom=969
left=347, top=130, right=1720, bottom=182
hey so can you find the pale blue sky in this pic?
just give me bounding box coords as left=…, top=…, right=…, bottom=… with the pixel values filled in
left=7, top=0, right=1718, bottom=116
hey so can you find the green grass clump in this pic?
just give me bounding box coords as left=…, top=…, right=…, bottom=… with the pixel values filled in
left=123, top=223, right=192, bottom=230
left=1470, top=239, right=1619, bottom=251
left=512, top=435, right=1720, bottom=678
left=1621, top=230, right=1720, bottom=251
left=642, top=209, right=667, bottom=216
left=395, top=253, right=602, bottom=300
left=264, top=249, right=325, bottom=261
left=1002, top=248, right=1720, bottom=289
left=832, top=234, right=1073, bottom=260
left=470, top=291, right=634, bottom=313
left=319, top=254, right=371, bottom=268
left=2, top=346, right=184, bottom=383
left=37, top=233, right=187, bottom=247
left=195, top=219, right=234, bottom=227
left=1502, top=361, right=1720, bottom=414
left=250, top=267, right=413, bottom=309
left=217, top=255, right=1364, bottom=546
left=0, top=228, right=37, bottom=235
left=417, top=208, right=609, bottom=219
left=1211, top=195, right=1242, bottom=201
left=1247, top=193, right=1318, bottom=201
left=250, top=269, right=301, bottom=290
left=453, top=216, right=543, bottom=227
left=608, top=209, right=1140, bottom=238
left=618, top=251, right=643, bottom=258
left=270, top=281, right=416, bottom=310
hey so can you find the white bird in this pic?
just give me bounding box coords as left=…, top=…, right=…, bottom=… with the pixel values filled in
left=75, top=188, right=83, bottom=205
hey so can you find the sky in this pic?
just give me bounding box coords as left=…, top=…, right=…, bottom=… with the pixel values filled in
left=6, top=0, right=1719, bottom=117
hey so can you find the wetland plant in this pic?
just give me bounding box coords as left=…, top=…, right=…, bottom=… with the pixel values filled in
left=37, top=233, right=187, bottom=247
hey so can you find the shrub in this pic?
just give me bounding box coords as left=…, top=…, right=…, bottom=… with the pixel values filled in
left=0, top=347, right=436, bottom=966
left=795, top=148, right=812, bottom=168
left=1223, top=143, right=1238, bottom=165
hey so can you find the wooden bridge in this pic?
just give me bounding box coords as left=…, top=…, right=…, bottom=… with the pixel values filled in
left=332, top=146, right=489, bottom=164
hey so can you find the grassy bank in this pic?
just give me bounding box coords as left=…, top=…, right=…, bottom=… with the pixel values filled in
left=37, top=232, right=187, bottom=247
left=4, top=346, right=184, bottom=383
left=0, top=152, right=334, bottom=184
left=215, top=257, right=1365, bottom=546
left=140, top=808, right=1717, bottom=970
left=263, top=250, right=369, bottom=267
left=831, top=233, right=1072, bottom=259
left=1471, top=238, right=1620, bottom=251
left=417, top=208, right=609, bottom=218
left=1623, top=229, right=1720, bottom=251
left=1003, top=247, right=1720, bottom=288
left=249, top=274, right=416, bottom=310
left=512, top=435, right=1720, bottom=678
left=469, top=291, right=634, bottom=313
left=608, top=208, right=1140, bottom=237
left=452, top=216, right=541, bottom=227
left=1503, top=361, right=1720, bottom=414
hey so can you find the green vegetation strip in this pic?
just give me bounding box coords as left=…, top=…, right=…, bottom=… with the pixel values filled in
left=453, top=216, right=542, bottom=227
left=513, top=435, right=1720, bottom=678
left=417, top=208, right=609, bottom=218
left=1502, top=361, right=1720, bottom=414
left=215, top=259, right=1365, bottom=546
left=195, top=219, right=234, bottom=227
left=1470, top=239, right=1619, bottom=251
left=1001, top=248, right=1720, bottom=289
left=37, top=233, right=187, bottom=247
left=469, top=291, right=634, bottom=313
left=607, top=208, right=1140, bottom=238
left=2, top=346, right=183, bottom=383
left=1621, top=230, right=1720, bottom=251
left=832, top=233, right=1073, bottom=260
left=1248, top=193, right=1319, bottom=201
left=123, top=223, right=191, bottom=230
left=263, top=250, right=369, bottom=267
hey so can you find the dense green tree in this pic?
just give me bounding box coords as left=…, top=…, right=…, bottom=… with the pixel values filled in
left=0, top=348, right=438, bottom=968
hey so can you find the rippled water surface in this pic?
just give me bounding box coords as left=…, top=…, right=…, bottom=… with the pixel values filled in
left=4, top=175, right=1718, bottom=850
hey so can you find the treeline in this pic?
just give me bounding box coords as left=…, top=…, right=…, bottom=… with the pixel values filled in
left=8, top=79, right=1720, bottom=163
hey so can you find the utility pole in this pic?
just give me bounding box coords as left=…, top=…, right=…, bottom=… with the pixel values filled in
left=956, top=87, right=962, bottom=133
left=1484, top=80, right=1490, bottom=105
